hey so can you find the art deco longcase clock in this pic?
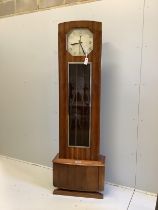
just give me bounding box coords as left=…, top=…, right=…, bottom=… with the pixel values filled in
left=53, top=21, right=105, bottom=199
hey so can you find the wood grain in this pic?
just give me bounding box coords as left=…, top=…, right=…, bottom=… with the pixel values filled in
left=53, top=21, right=105, bottom=197
left=53, top=154, right=105, bottom=193
left=53, top=153, right=105, bottom=166
left=58, top=21, right=102, bottom=161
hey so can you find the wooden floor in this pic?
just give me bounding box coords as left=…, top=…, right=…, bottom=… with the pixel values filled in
left=0, top=155, right=157, bottom=210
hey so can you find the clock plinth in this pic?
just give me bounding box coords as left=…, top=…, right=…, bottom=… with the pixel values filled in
left=52, top=21, right=105, bottom=198
left=53, top=154, right=105, bottom=199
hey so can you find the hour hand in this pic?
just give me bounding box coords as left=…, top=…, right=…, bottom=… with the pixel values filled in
left=71, top=42, right=82, bottom=45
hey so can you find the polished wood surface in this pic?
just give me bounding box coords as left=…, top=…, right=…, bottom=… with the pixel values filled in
left=53, top=153, right=105, bottom=166
left=53, top=21, right=105, bottom=198
left=53, top=189, right=103, bottom=199
left=58, top=21, right=102, bottom=161
left=53, top=154, right=105, bottom=193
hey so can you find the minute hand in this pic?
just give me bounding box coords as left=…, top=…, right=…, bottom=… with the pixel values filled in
left=79, top=41, right=86, bottom=55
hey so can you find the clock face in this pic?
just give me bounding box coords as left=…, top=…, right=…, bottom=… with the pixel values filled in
left=67, top=28, right=93, bottom=56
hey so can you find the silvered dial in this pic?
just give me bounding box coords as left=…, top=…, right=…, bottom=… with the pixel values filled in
left=67, top=28, right=93, bottom=56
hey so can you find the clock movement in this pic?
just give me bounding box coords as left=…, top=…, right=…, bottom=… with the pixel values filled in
left=52, top=21, right=105, bottom=199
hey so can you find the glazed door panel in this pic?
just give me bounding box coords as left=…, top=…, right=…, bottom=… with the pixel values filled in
left=68, top=63, right=91, bottom=148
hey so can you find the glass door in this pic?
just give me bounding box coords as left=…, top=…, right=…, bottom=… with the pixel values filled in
left=68, top=63, right=91, bottom=147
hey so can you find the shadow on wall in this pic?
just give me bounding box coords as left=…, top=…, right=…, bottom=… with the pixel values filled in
left=100, top=42, right=120, bottom=180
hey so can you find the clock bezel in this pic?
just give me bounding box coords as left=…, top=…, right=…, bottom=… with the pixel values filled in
left=66, top=28, right=94, bottom=56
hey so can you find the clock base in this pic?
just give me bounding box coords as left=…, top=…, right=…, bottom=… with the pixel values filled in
left=52, top=154, right=105, bottom=199
left=53, top=188, right=104, bottom=199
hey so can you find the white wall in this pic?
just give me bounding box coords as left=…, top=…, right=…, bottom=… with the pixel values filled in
left=0, top=0, right=157, bottom=193
left=136, top=0, right=158, bottom=193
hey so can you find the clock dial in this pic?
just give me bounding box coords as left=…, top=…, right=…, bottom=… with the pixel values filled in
left=67, top=28, right=93, bottom=56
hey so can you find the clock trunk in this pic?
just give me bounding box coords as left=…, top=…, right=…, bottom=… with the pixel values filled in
left=52, top=21, right=105, bottom=199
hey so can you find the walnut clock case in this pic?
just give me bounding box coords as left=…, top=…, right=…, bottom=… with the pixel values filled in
left=53, top=21, right=105, bottom=199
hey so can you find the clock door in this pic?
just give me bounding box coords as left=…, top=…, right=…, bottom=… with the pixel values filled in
left=68, top=62, right=91, bottom=148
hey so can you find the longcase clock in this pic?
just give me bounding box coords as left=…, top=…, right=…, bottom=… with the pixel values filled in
left=53, top=21, right=105, bottom=199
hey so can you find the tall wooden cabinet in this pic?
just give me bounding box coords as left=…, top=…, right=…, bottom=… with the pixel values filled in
left=52, top=21, right=105, bottom=199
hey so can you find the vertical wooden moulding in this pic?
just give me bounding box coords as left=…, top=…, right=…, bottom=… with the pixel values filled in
left=59, top=22, right=67, bottom=158
left=90, top=22, right=102, bottom=161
